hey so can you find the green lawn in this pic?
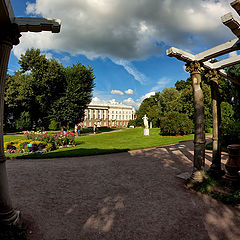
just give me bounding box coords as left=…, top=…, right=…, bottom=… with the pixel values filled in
left=4, top=128, right=194, bottom=159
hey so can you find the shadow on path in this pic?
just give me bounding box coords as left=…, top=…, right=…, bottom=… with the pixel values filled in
left=6, top=139, right=240, bottom=240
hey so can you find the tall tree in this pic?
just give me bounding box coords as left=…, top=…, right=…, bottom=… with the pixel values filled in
left=50, top=63, right=95, bottom=127
left=4, top=49, right=95, bottom=130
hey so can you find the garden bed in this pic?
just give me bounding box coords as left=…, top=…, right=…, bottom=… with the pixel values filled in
left=4, top=131, right=76, bottom=154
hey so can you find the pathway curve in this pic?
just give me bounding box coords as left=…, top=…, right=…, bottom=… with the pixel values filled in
left=6, top=139, right=240, bottom=240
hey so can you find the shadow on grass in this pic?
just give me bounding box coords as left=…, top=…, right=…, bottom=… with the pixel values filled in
left=16, top=147, right=130, bottom=159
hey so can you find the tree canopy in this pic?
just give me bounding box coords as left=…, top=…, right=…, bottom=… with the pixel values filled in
left=135, top=65, right=240, bottom=136
left=4, top=48, right=95, bottom=131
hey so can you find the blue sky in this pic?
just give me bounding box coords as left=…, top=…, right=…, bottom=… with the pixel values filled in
left=9, top=0, right=235, bottom=109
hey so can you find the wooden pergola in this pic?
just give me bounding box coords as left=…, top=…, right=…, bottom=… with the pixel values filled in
left=167, top=0, right=240, bottom=184
left=0, top=0, right=61, bottom=224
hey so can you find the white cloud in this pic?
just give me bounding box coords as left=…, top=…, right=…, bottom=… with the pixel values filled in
left=62, top=56, right=70, bottom=62
left=112, top=58, right=147, bottom=84
left=229, top=51, right=238, bottom=58
left=183, top=65, right=187, bottom=73
left=151, top=77, right=171, bottom=92
left=111, top=90, right=124, bottom=95
left=123, top=91, right=156, bottom=109
left=109, top=99, right=119, bottom=105
left=92, top=91, right=155, bottom=110
left=44, top=52, right=53, bottom=59
left=13, top=0, right=232, bottom=61
left=137, top=92, right=155, bottom=102
left=123, top=97, right=140, bottom=109
left=125, top=89, right=134, bottom=95
left=91, top=97, right=119, bottom=105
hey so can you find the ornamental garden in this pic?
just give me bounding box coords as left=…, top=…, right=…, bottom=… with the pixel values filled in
left=5, top=131, right=75, bottom=154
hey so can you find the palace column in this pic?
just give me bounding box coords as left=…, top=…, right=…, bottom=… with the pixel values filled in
left=186, top=61, right=206, bottom=182
left=0, top=23, right=21, bottom=224
left=206, top=70, right=223, bottom=177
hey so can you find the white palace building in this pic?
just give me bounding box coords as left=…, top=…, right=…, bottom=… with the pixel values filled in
left=82, top=103, right=135, bottom=128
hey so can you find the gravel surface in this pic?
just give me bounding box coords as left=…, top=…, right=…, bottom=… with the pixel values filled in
left=6, top=139, right=240, bottom=240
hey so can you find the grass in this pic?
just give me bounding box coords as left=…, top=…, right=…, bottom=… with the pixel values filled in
left=192, top=173, right=240, bottom=206
left=4, top=128, right=194, bottom=159
left=4, top=134, right=25, bottom=142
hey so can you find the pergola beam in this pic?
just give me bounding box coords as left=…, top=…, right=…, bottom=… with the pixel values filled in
left=166, top=38, right=240, bottom=63
left=166, top=42, right=240, bottom=85
left=15, top=17, right=61, bottom=33
left=166, top=47, right=195, bottom=62
left=0, top=0, right=14, bottom=22
left=231, top=0, right=240, bottom=16
left=218, top=69, right=240, bottom=85
left=221, top=12, right=240, bottom=37
left=199, top=62, right=240, bottom=85
left=195, top=38, right=240, bottom=62
left=207, top=54, right=240, bottom=69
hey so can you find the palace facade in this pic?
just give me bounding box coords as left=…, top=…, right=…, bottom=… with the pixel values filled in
left=82, top=103, right=135, bottom=127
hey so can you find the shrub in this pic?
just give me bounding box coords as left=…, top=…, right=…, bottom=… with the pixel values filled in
left=48, top=120, right=60, bottom=131
left=15, top=112, right=32, bottom=130
left=127, top=120, right=136, bottom=128
left=222, top=120, right=240, bottom=145
left=45, top=143, right=54, bottom=152
left=160, top=112, right=194, bottom=136
left=23, top=131, right=76, bottom=147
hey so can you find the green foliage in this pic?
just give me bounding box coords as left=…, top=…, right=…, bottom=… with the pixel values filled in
left=224, top=65, right=240, bottom=119
left=222, top=120, right=240, bottom=144
left=192, top=174, right=216, bottom=194
left=4, top=48, right=95, bottom=131
left=15, top=112, right=31, bottom=130
left=221, top=102, right=234, bottom=127
left=135, top=88, right=181, bottom=128
left=221, top=101, right=240, bottom=145
left=24, top=131, right=76, bottom=146
left=160, top=112, right=194, bottom=136
left=211, top=190, right=240, bottom=205
left=135, top=92, right=161, bottom=127
left=127, top=120, right=136, bottom=127
left=175, top=80, right=187, bottom=91
left=48, top=120, right=60, bottom=131
left=49, top=63, right=95, bottom=127
left=136, top=81, right=212, bottom=134
left=192, top=173, right=240, bottom=206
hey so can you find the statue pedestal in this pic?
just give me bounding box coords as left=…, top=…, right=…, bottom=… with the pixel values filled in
left=144, top=129, right=149, bottom=136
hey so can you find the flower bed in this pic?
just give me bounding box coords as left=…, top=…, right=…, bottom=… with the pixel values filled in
left=5, top=131, right=76, bottom=154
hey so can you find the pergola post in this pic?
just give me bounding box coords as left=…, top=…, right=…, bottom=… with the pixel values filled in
left=186, top=61, right=206, bottom=182
left=0, top=23, right=21, bottom=224
left=206, top=70, right=224, bottom=177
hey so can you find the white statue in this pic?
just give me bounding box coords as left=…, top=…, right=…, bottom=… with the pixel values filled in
left=142, top=115, right=149, bottom=129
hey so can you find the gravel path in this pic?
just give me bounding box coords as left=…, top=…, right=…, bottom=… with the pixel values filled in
left=6, top=139, right=240, bottom=240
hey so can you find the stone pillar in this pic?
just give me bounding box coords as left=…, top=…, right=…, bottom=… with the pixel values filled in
left=206, top=70, right=224, bottom=177
left=0, top=23, right=21, bottom=224
left=186, top=61, right=206, bottom=182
